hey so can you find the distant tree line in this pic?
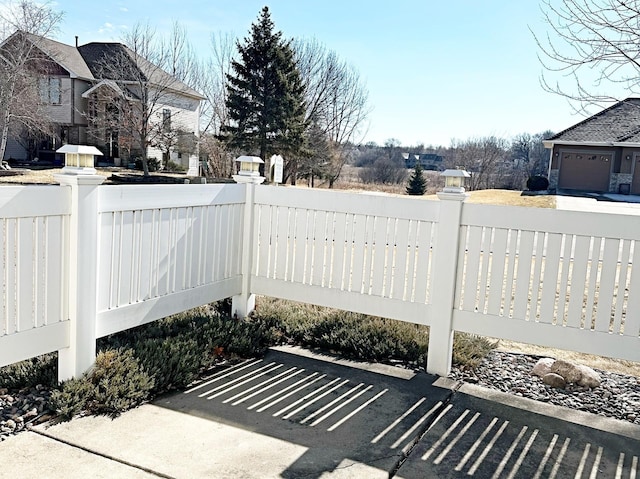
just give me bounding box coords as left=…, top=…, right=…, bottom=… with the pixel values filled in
left=352, top=131, right=553, bottom=191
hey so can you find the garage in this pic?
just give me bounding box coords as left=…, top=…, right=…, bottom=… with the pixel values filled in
left=558, top=153, right=611, bottom=192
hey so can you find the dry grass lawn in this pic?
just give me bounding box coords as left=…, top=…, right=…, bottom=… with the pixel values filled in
left=0, top=167, right=110, bottom=184
left=463, top=189, right=556, bottom=208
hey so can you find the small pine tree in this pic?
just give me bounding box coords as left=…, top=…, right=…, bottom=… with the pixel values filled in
left=406, top=162, right=427, bottom=195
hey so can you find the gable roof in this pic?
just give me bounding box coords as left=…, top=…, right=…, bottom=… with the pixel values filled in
left=547, top=98, right=640, bottom=145
left=78, top=42, right=204, bottom=99
left=3, top=31, right=95, bottom=80
left=2, top=31, right=203, bottom=100
left=81, top=79, right=140, bottom=101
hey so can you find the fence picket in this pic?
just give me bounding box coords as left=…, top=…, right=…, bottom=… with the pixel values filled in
left=392, top=219, right=410, bottom=300
left=413, top=221, right=433, bottom=305
left=330, top=212, right=347, bottom=290
left=566, top=236, right=590, bottom=328
left=487, top=228, right=508, bottom=316
left=595, top=238, right=620, bottom=332
left=583, top=237, right=602, bottom=329
left=371, top=216, right=389, bottom=296
left=611, top=239, right=631, bottom=335
left=513, top=230, right=535, bottom=320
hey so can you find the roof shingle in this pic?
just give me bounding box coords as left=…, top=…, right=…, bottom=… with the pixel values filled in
left=549, top=98, right=640, bottom=143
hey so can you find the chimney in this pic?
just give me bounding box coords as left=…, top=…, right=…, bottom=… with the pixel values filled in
left=75, top=36, right=78, bottom=47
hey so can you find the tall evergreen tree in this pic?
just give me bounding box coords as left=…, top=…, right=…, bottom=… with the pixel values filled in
left=222, top=7, right=306, bottom=177
left=406, top=161, right=427, bottom=195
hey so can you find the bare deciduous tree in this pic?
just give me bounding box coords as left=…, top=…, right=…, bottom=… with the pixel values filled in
left=534, top=0, right=640, bottom=112
left=85, top=22, right=201, bottom=175
left=448, top=136, right=509, bottom=190
left=294, top=38, right=370, bottom=187
left=0, top=0, right=62, bottom=162
left=197, top=32, right=236, bottom=178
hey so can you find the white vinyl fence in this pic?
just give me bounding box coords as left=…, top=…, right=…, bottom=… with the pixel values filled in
left=1, top=178, right=639, bottom=380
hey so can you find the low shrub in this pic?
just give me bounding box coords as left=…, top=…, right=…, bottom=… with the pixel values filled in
left=255, top=298, right=430, bottom=367
left=134, top=157, right=161, bottom=172
left=163, top=160, right=186, bottom=172
left=51, top=349, right=154, bottom=419
left=0, top=353, right=57, bottom=390
left=452, top=333, right=497, bottom=369
left=255, top=298, right=496, bottom=369
left=526, top=175, right=549, bottom=191
left=98, top=305, right=274, bottom=394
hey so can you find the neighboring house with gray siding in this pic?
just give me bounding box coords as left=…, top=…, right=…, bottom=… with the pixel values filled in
left=2, top=31, right=203, bottom=175
left=544, top=98, right=640, bottom=194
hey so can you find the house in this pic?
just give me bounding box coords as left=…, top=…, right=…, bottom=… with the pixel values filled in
left=1, top=31, right=203, bottom=175
left=403, top=153, right=444, bottom=171
left=544, top=98, right=640, bottom=194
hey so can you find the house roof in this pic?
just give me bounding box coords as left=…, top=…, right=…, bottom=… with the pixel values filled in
left=547, top=98, right=640, bottom=145
left=5, top=31, right=95, bottom=80
left=81, top=79, right=140, bottom=101
left=78, top=42, right=204, bottom=99
left=4, top=31, right=204, bottom=100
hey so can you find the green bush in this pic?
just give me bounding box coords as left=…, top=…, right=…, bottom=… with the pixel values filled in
left=526, top=175, right=549, bottom=191
left=134, top=157, right=161, bottom=172
left=130, top=336, right=203, bottom=393
left=51, top=349, right=154, bottom=419
left=255, top=298, right=429, bottom=367
left=164, top=160, right=186, bottom=172
left=97, top=305, right=274, bottom=394
left=255, top=298, right=496, bottom=369
left=452, top=333, right=497, bottom=369
left=0, top=353, right=57, bottom=389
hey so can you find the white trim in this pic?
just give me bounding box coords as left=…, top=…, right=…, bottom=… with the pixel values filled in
left=544, top=140, right=640, bottom=148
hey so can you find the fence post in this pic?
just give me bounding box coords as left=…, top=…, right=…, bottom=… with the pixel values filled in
left=232, top=182, right=257, bottom=318
left=427, top=190, right=467, bottom=376
left=55, top=173, right=105, bottom=381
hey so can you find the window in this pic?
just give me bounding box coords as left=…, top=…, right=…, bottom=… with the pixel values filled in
left=162, top=108, right=171, bottom=131
left=39, top=77, right=61, bottom=104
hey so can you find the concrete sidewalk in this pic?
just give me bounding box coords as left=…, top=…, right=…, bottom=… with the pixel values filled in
left=1, top=346, right=639, bottom=478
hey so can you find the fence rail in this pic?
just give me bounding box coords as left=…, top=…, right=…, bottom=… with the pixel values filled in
left=0, top=179, right=638, bottom=379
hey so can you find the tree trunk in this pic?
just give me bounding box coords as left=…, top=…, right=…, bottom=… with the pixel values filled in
left=0, top=111, right=11, bottom=164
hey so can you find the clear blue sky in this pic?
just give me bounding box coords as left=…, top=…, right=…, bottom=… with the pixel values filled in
left=52, top=0, right=586, bottom=147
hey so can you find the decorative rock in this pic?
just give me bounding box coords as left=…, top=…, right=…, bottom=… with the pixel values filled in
left=532, top=358, right=555, bottom=378
left=543, top=372, right=567, bottom=389
left=576, top=365, right=601, bottom=388
left=550, top=359, right=582, bottom=384
left=24, top=408, right=38, bottom=419
left=449, top=350, right=640, bottom=425
left=4, top=419, right=16, bottom=430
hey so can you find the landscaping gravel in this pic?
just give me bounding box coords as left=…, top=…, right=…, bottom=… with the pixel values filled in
left=449, top=350, right=640, bottom=425
left=0, top=385, right=54, bottom=441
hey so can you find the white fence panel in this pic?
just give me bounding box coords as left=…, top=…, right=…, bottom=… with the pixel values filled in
left=453, top=203, right=640, bottom=362
left=0, top=186, right=70, bottom=367
left=95, top=184, right=245, bottom=337
left=252, top=187, right=439, bottom=323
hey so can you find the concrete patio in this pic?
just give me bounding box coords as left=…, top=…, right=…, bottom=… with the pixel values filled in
left=1, top=346, right=638, bottom=478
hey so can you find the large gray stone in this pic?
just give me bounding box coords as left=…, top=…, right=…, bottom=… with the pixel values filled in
left=551, top=359, right=582, bottom=384
left=531, top=358, right=555, bottom=378
left=542, top=372, right=567, bottom=389
left=577, top=364, right=602, bottom=388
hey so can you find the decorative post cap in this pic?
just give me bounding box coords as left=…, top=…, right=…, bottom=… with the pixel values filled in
left=56, top=145, right=103, bottom=175
left=233, top=155, right=265, bottom=184
left=440, top=169, right=470, bottom=194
